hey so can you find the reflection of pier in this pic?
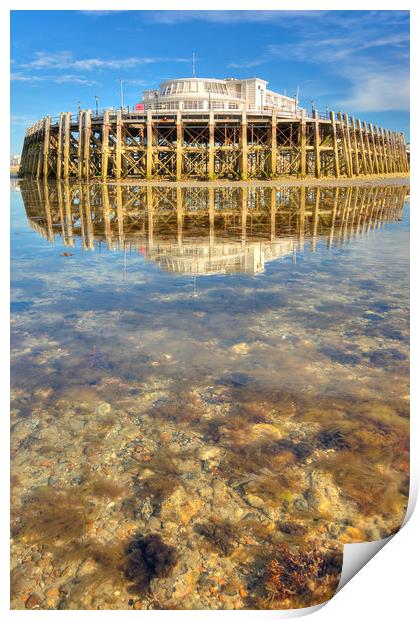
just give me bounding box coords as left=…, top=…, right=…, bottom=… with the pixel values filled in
left=20, top=181, right=407, bottom=275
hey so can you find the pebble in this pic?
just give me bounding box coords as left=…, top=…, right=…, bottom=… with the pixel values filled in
left=244, top=494, right=265, bottom=509
left=25, top=593, right=41, bottom=609
left=45, top=587, right=60, bottom=599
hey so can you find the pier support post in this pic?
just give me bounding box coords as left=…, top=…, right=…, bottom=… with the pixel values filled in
left=330, top=111, right=340, bottom=178
left=337, top=112, right=351, bottom=177
left=41, top=116, right=51, bottom=179
left=369, top=124, right=379, bottom=174
left=401, top=133, right=409, bottom=172
left=63, top=112, right=71, bottom=179
left=350, top=117, right=360, bottom=176
left=357, top=119, right=367, bottom=174
left=77, top=110, right=84, bottom=179
left=299, top=109, right=307, bottom=178
left=146, top=110, right=153, bottom=179
left=116, top=110, right=122, bottom=179
left=363, top=121, right=373, bottom=174
left=240, top=111, right=248, bottom=181
left=344, top=114, right=354, bottom=177
left=270, top=111, right=277, bottom=177
left=375, top=126, right=385, bottom=173
left=84, top=109, right=92, bottom=179
left=385, top=130, right=393, bottom=173
left=208, top=111, right=215, bottom=180
left=380, top=128, right=388, bottom=174
left=313, top=109, right=321, bottom=178
left=176, top=111, right=183, bottom=181
left=57, top=113, right=63, bottom=179
left=101, top=110, right=110, bottom=180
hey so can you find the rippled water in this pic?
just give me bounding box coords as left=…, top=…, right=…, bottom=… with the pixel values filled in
left=11, top=180, right=409, bottom=610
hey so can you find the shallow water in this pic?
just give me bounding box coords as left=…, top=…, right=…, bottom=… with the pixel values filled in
left=11, top=180, right=409, bottom=610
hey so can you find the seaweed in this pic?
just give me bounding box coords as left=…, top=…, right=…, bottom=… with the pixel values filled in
left=124, top=534, right=178, bottom=594
left=263, top=543, right=341, bottom=607
left=89, top=477, right=126, bottom=498
left=316, top=428, right=350, bottom=451
left=195, top=519, right=237, bottom=556
left=14, top=487, right=90, bottom=543
left=263, top=439, right=314, bottom=461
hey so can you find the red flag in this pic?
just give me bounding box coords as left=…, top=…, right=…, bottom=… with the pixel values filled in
left=135, top=103, right=145, bottom=111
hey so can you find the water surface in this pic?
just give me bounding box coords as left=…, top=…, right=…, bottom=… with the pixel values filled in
left=11, top=181, right=409, bottom=610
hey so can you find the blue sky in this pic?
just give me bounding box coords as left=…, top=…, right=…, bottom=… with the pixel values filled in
left=10, top=10, right=410, bottom=154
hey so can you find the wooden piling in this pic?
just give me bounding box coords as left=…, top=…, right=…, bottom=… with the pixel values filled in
left=83, top=110, right=92, bottom=179
left=313, top=110, right=321, bottom=178
left=375, top=126, right=385, bottom=173
left=270, top=111, right=277, bottom=177
left=63, top=112, right=71, bottom=179
left=77, top=111, right=84, bottom=178
left=350, top=117, right=360, bottom=176
left=57, top=113, right=63, bottom=179
left=208, top=111, right=215, bottom=180
left=299, top=110, right=307, bottom=178
left=176, top=111, right=183, bottom=181
left=41, top=116, right=51, bottom=179
left=337, top=113, right=350, bottom=177
left=357, top=119, right=367, bottom=174
left=116, top=110, right=122, bottom=179
left=369, top=124, right=379, bottom=174
left=101, top=110, right=110, bottom=180
left=344, top=114, right=353, bottom=177
left=146, top=110, right=153, bottom=179
left=330, top=111, right=340, bottom=178
left=241, top=111, right=248, bottom=181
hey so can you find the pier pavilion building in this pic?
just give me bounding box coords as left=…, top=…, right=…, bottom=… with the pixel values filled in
left=141, top=77, right=300, bottom=115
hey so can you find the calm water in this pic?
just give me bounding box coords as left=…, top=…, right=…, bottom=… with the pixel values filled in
left=11, top=180, right=410, bottom=610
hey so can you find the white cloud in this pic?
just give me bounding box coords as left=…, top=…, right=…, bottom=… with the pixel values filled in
left=79, top=11, right=123, bottom=17
left=228, top=59, right=265, bottom=69
left=15, top=51, right=191, bottom=73
left=337, top=67, right=409, bottom=112
left=11, top=72, right=99, bottom=86
left=146, top=10, right=326, bottom=25
left=11, top=114, right=38, bottom=126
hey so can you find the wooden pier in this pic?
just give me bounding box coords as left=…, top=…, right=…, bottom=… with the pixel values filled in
left=19, top=109, right=409, bottom=181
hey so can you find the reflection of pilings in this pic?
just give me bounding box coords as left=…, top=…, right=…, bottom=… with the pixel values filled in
left=102, top=184, right=113, bottom=249
left=20, top=181, right=409, bottom=271
left=298, top=185, right=305, bottom=251
left=116, top=184, right=124, bottom=248
left=328, top=187, right=339, bottom=249
left=177, top=186, right=183, bottom=248
left=311, top=188, right=320, bottom=251
left=208, top=187, right=215, bottom=250
left=147, top=186, right=154, bottom=251
left=63, top=182, right=74, bottom=247
left=241, top=187, right=247, bottom=246
left=40, top=180, right=54, bottom=242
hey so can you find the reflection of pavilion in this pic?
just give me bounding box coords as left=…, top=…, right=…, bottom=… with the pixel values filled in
left=20, top=181, right=407, bottom=276
left=147, top=239, right=296, bottom=275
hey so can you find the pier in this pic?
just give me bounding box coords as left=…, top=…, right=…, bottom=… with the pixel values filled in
left=19, top=109, right=409, bottom=181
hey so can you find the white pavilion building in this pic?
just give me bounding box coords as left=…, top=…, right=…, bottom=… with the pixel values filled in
left=141, top=77, right=299, bottom=115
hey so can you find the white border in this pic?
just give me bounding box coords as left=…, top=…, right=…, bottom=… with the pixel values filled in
left=3, top=2, right=417, bottom=619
